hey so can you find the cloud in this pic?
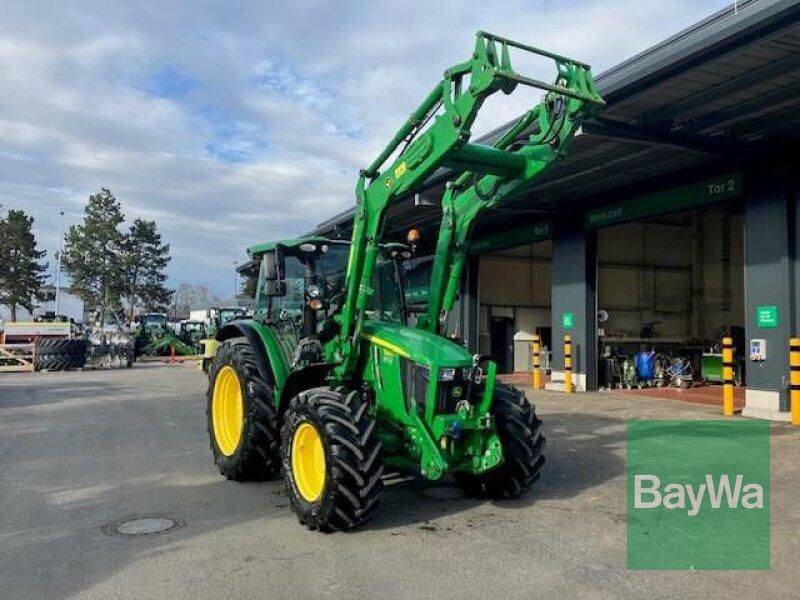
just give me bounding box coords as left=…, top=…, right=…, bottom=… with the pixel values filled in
left=0, top=0, right=730, bottom=295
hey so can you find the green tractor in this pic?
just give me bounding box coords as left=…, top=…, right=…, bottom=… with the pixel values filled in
left=133, top=312, right=169, bottom=357
left=210, top=307, right=247, bottom=334
left=178, top=320, right=208, bottom=353
left=206, top=32, right=604, bottom=530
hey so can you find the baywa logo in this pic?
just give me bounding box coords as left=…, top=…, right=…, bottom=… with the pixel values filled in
left=634, top=473, right=764, bottom=516
left=627, top=420, right=770, bottom=570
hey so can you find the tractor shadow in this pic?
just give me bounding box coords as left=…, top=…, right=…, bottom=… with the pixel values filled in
left=364, top=411, right=626, bottom=531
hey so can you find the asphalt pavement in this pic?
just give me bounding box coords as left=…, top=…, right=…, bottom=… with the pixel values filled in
left=1, top=364, right=799, bottom=599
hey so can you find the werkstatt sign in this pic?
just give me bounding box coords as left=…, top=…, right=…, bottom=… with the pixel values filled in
left=756, top=305, right=779, bottom=329
left=586, top=173, right=743, bottom=229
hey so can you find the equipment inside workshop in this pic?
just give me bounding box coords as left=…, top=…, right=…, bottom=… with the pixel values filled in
left=596, top=204, right=744, bottom=391
left=478, top=239, right=552, bottom=374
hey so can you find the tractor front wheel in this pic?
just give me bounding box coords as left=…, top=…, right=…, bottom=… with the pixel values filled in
left=457, top=383, right=545, bottom=499
left=207, top=338, right=280, bottom=480
left=281, top=388, right=384, bottom=531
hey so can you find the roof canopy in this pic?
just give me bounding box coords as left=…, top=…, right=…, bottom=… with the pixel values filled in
left=313, top=0, right=800, bottom=241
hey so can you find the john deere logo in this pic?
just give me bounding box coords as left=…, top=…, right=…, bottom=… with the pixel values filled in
left=451, top=386, right=463, bottom=398
left=628, top=420, right=769, bottom=570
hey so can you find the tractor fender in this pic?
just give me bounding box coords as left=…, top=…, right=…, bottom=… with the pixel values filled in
left=279, top=363, right=335, bottom=417
left=216, top=320, right=290, bottom=396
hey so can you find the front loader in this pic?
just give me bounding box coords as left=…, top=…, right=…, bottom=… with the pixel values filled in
left=205, top=32, right=604, bottom=530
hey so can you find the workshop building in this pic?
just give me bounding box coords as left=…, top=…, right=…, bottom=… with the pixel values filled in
left=313, top=0, right=800, bottom=421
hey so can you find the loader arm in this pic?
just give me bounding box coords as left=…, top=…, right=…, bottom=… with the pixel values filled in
left=423, top=61, right=604, bottom=335
left=332, top=31, right=604, bottom=380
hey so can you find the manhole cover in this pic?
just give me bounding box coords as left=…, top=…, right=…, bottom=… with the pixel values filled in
left=102, top=515, right=187, bottom=538
left=421, top=486, right=465, bottom=500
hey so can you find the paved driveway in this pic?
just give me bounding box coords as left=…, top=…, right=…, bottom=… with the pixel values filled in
left=1, top=365, right=798, bottom=599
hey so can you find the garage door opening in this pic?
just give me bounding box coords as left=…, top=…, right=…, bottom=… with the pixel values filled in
left=596, top=204, right=744, bottom=401
left=478, top=239, right=552, bottom=375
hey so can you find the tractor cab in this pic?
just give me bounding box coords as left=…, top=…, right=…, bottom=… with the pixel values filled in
left=133, top=312, right=169, bottom=357
left=139, top=313, right=168, bottom=333
left=249, top=237, right=414, bottom=368
left=179, top=320, right=207, bottom=351
left=253, top=239, right=349, bottom=333
left=215, top=307, right=246, bottom=330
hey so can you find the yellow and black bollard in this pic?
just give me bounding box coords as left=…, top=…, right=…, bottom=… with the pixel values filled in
left=564, top=334, right=573, bottom=394
left=791, top=338, right=800, bottom=426
left=531, top=334, right=543, bottom=390
left=722, top=336, right=734, bottom=416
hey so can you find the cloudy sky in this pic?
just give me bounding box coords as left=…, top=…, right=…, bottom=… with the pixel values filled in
left=1, top=0, right=731, bottom=296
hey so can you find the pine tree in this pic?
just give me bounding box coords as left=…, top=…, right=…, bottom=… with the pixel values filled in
left=62, top=188, right=125, bottom=322
left=120, top=218, right=173, bottom=321
left=0, top=210, right=48, bottom=320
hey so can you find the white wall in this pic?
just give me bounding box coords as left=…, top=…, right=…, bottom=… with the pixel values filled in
left=0, top=290, right=84, bottom=322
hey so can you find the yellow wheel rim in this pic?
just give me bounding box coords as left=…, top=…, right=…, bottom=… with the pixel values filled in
left=212, top=365, right=244, bottom=456
left=291, top=422, right=326, bottom=502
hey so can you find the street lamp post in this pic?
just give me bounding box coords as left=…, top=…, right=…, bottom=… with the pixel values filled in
left=232, top=260, right=237, bottom=307
left=55, top=211, right=64, bottom=315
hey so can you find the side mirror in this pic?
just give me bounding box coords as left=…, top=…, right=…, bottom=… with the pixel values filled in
left=260, top=249, right=287, bottom=297
left=263, top=248, right=285, bottom=281
left=263, top=280, right=287, bottom=296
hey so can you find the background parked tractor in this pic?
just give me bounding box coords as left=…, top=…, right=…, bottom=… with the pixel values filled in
left=132, top=312, right=170, bottom=357
left=178, top=320, right=207, bottom=353
left=204, top=32, right=603, bottom=530
left=198, top=307, right=247, bottom=371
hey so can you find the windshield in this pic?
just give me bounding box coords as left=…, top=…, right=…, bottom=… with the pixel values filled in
left=143, top=314, right=166, bottom=330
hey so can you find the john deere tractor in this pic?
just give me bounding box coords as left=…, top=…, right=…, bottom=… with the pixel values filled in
left=206, top=32, right=603, bottom=530
left=133, top=312, right=169, bottom=357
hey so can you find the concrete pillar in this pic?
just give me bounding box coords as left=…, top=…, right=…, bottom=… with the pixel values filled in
left=548, top=221, right=597, bottom=391
left=742, top=173, right=794, bottom=420
left=690, top=210, right=705, bottom=339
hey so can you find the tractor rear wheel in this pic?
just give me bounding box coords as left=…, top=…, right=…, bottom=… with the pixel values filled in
left=281, top=388, right=384, bottom=531
left=207, top=338, right=280, bottom=480
left=457, top=383, right=545, bottom=499
left=34, top=339, right=86, bottom=371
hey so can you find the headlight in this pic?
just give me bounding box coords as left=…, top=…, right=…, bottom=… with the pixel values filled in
left=307, top=284, right=321, bottom=299
left=418, top=365, right=456, bottom=381
left=439, top=368, right=456, bottom=381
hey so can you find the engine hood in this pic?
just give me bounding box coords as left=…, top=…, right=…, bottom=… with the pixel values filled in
left=359, top=320, right=472, bottom=367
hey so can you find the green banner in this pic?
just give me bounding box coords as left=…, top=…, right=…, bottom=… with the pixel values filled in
left=470, top=221, right=552, bottom=255
left=587, top=172, right=743, bottom=229
left=562, top=312, right=574, bottom=330
left=627, top=420, right=770, bottom=570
